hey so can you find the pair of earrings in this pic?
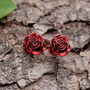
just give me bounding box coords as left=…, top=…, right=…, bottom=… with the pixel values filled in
left=23, top=32, right=71, bottom=56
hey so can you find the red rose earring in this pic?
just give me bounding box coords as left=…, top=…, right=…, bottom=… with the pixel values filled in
left=23, top=33, right=71, bottom=56
left=23, top=33, right=46, bottom=55
left=48, top=34, right=71, bottom=56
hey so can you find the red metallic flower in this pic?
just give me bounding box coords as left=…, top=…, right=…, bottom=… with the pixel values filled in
left=49, top=35, right=71, bottom=56
left=23, top=33, right=46, bottom=55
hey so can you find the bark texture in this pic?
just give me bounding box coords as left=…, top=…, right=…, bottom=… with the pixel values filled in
left=0, top=0, right=90, bottom=90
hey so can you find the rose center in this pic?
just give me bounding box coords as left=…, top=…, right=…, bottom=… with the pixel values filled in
left=29, top=37, right=41, bottom=50
left=54, top=39, right=67, bottom=52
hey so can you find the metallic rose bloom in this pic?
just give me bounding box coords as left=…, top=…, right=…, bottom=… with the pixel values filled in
left=49, top=35, right=71, bottom=56
left=23, top=33, right=46, bottom=55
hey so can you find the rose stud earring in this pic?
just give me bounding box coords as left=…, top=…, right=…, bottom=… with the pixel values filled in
left=48, top=34, right=71, bottom=56
left=23, top=33, right=46, bottom=55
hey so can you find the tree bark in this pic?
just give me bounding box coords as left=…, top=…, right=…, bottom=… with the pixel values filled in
left=0, top=0, right=90, bottom=90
